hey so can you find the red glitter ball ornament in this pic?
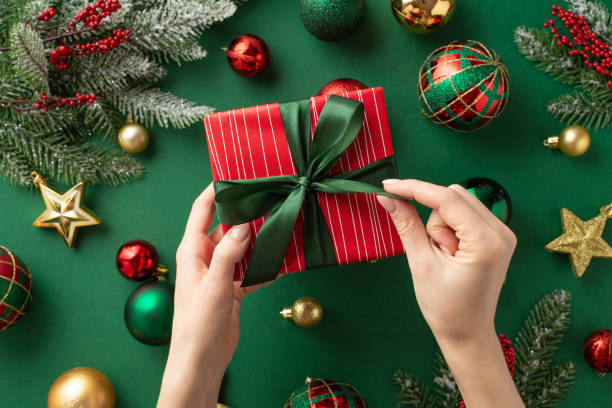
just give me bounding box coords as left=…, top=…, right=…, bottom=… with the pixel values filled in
left=583, top=329, right=612, bottom=373
left=116, top=240, right=160, bottom=281
left=225, top=34, right=270, bottom=77
left=317, top=78, right=367, bottom=96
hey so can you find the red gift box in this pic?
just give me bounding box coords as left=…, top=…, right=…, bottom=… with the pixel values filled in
left=203, top=87, right=403, bottom=281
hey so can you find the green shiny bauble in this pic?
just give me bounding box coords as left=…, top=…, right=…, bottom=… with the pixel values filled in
left=460, top=177, right=512, bottom=225
left=299, top=0, right=365, bottom=42
left=124, top=281, right=174, bottom=346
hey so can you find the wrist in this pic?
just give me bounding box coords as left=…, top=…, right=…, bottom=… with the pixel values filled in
left=157, top=342, right=224, bottom=408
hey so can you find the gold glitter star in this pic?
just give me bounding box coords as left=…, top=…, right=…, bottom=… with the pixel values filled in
left=32, top=175, right=101, bottom=248
left=545, top=205, right=612, bottom=278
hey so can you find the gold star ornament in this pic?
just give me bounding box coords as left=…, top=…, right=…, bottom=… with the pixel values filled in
left=31, top=172, right=101, bottom=248
left=545, top=203, right=612, bottom=278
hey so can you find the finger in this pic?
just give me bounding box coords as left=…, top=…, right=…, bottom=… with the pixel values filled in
left=383, top=179, right=492, bottom=245
left=209, top=224, right=223, bottom=245
left=205, top=224, right=251, bottom=295
left=447, top=184, right=506, bottom=230
left=176, top=185, right=216, bottom=265
left=426, top=210, right=459, bottom=255
left=183, top=184, right=216, bottom=242
left=376, top=195, right=432, bottom=263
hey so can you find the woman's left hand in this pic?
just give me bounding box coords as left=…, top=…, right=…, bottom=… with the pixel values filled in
left=157, top=184, right=266, bottom=408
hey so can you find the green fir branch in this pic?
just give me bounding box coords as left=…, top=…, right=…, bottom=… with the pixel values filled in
left=9, top=23, right=49, bottom=91
left=112, top=87, right=213, bottom=128
left=432, top=350, right=461, bottom=408
left=530, top=362, right=577, bottom=408
left=125, top=0, right=236, bottom=63
left=0, top=144, right=33, bottom=187
left=0, top=120, right=144, bottom=186
left=394, top=370, right=437, bottom=408
left=0, top=0, right=242, bottom=189
left=52, top=47, right=167, bottom=95
left=548, top=91, right=612, bottom=129
left=513, top=290, right=573, bottom=407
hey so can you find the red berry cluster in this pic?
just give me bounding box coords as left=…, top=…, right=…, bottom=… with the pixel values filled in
left=75, top=29, right=130, bottom=55
left=48, top=45, right=71, bottom=70
left=457, top=334, right=516, bottom=408
left=545, top=5, right=612, bottom=88
left=37, top=8, right=56, bottom=21
left=49, top=29, right=130, bottom=70
left=34, top=92, right=97, bottom=111
left=499, top=333, right=516, bottom=376
left=69, top=0, right=121, bottom=30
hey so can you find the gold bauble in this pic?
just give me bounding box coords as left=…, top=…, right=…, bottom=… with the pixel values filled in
left=48, top=367, right=116, bottom=408
left=391, top=0, right=457, bottom=34
left=281, top=296, right=323, bottom=328
left=217, top=404, right=230, bottom=408
left=544, top=125, right=591, bottom=157
left=118, top=115, right=149, bottom=154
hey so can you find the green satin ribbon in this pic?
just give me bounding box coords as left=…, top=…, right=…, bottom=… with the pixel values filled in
left=214, top=95, right=398, bottom=286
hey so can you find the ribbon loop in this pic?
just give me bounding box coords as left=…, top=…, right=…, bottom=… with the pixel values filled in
left=214, top=95, right=398, bottom=286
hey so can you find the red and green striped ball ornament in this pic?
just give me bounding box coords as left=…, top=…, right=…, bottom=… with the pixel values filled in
left=0, top=246, right=32, bottom=331
left=284, top=378, right=366, bottom=408
left=418, top=40, right=510, bottom=132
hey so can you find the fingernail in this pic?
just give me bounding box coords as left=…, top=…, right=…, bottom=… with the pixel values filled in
left=439, top=244, right=451, bottom=255
left=382, top=179, right=400, bottom=185
left=231, top=224, right=250, bottom=241
left=376, top=195, right=396, bottom=213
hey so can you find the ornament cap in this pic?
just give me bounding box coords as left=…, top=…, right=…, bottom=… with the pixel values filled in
left=280, top=307, right=293, bottom=319
left=543, top=136, right=560, bottom=149
left=153, top=264, right=169, bottom=281
left=30, top=171, right=46, bottom=188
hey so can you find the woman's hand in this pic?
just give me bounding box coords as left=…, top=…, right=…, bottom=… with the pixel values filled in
left=377, top=179, right=524, bottom=408
left=157, top=184, right=264, bottom=408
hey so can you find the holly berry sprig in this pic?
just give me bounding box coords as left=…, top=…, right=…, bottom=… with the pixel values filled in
left=49, top=29, right=130, bottom=70
left=544, top=4, right=612, bottom=88
left=0, top=92, right=97, bottom=115
left=0, top=0, right=128, bottom=71
left=457, top=333, right=516, bottom=408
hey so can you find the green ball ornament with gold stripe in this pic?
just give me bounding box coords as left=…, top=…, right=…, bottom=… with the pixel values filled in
left=284, top=378, right=367, bottom=408
left=418, top=40, right=510, bottom=132
left=0, top=246, right=32, bottom=331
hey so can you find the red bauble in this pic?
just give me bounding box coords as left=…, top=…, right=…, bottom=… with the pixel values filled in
left=116, top=240, right=159, bottom=281
left=225, top=34, right=270, bottom=77
left=317, top=78, right=367, bottom=96
left=583, top=329, right=612, bottom=373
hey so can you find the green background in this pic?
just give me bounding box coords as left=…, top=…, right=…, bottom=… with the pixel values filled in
left=1, top=0, right=612, bottom=406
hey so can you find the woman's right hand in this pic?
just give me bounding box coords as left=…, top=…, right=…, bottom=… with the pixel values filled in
left=377, top=179, right=524, bottom=408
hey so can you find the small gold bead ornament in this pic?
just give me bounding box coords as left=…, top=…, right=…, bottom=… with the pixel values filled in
left=118, top=115, right=150, bottom=154
left=544, top=125, right=591, bottom=156
left=216, top=404, right=230, bottom=408
left=281, top=296, right=323, bottom=328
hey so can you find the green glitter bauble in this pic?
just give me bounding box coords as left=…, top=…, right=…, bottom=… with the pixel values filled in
left=299, top=0, right=366, bottom=42
left=460, top=177, right=512, bottom=224
left=418, top=40, right=510, bottom=132
left=124, top=281, right=173, bottom=346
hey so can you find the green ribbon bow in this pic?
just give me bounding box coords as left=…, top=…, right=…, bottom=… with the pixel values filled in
left=214, top=95, right=398, bottom=286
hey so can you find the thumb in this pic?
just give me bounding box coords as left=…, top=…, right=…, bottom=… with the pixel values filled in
left=376, top=195, right=431, bottom=262
left=205, top=224, right=251, bottom=295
